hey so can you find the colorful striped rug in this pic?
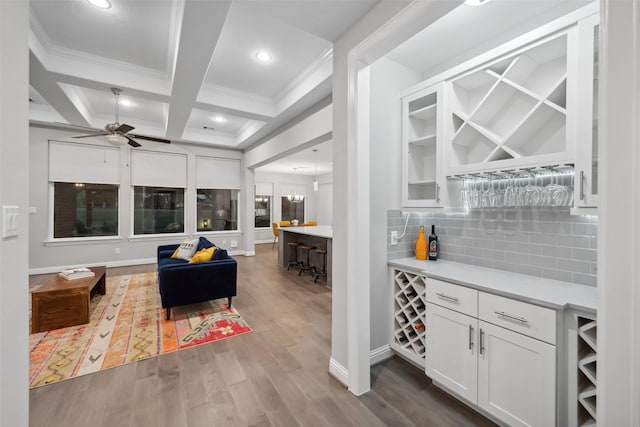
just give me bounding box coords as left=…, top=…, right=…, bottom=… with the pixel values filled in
left=29, top=272, right=251, bottom=388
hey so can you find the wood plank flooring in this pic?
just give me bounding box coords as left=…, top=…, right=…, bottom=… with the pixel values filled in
left=29, top=244, right=496, bottom=427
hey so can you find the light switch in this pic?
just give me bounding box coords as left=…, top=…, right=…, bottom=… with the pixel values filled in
left=3, top=206, right=19, bottom=238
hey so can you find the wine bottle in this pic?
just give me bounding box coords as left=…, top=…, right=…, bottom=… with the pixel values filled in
left=416, top=225, right=427, bottom=260
left=428, top=225, right=438, bottom=261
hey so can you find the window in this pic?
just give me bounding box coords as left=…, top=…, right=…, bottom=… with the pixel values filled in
left=133, top=186, right=184, bottom=234
left=281, top=197, right=305, bottom=223
left=197, top=189, right=239, bottom=231
left=254, top=195, right=271, bottom=228
left=54, top=183, right=118, bottom=238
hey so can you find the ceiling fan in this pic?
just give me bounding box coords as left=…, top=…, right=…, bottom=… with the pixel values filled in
left=69, top=87, right=170, bottom=147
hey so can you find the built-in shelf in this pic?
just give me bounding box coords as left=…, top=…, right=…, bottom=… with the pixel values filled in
left=448, top=33, right=570, bottom=173
left=576, top=315, right=597, bottom=426
left=390, top=269, right=427, bottom=367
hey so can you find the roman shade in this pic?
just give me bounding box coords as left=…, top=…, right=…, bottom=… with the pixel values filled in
left=196, top=156, right=241, bottom=189
left=48, top=140, right=120, bottom=184
left=131, top=150, right=187, bottom=188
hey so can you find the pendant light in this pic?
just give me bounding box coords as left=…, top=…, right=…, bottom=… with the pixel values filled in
left=313, top=149, right=318, bottom=191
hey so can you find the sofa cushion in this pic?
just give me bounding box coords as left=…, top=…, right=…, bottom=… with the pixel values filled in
left=158, top=256, right=188, bottom=270
left=190, top=247, right=216, bottom=263
left=213, top=248, right=228, bottom=260
left=171, top=238, right=199, bottom=261
left=197, top=236, right=216, bottom=251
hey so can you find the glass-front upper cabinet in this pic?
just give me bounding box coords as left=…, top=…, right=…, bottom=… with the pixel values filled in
left=575, top=14, right=600, bottom=208
left=401, top=82, right=445, bottom=208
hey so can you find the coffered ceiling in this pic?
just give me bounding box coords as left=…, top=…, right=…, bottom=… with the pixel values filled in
left=28, top=0, right=377, bottom=149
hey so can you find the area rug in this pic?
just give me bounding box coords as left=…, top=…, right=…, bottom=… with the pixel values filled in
left=29, top=272, right=251, bottom=388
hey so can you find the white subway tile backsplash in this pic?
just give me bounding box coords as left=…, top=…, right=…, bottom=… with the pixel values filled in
left=387, top=208, right=597, bottom=286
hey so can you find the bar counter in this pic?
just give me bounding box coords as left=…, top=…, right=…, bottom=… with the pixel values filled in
left=278, top=226, right=332, bottom=287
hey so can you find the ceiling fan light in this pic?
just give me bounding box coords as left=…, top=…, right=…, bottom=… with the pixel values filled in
left=104, top=134, right=128, bottom=146
left=87, top=0, right=112, bottom=9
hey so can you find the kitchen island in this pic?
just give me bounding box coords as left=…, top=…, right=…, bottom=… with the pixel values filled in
left=278, top=225, right=332, bottom=287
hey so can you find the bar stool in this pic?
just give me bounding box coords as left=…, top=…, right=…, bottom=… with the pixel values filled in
left=298, top=244, right=317, bottom=276
left=287, top=242, right=303, bottom=270
left=314, top=248, right=328, bottom=283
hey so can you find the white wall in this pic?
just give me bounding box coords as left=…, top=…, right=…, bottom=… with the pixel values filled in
left=0, top=2, right=29, bottom=425
left=253, top=170, right=324, bottom=242
left=315, top=173, right=333, bottom=226
left=29, top=126, right=246, bottom=273
left=368, top=57, right=421, bottom=352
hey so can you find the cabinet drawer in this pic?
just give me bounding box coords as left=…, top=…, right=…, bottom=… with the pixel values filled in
left=426, top=278, right=478, bottom=317
left=478, top=292, right=556, bottom=345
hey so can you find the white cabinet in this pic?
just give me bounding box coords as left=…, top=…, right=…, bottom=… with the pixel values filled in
left=390, top=268, right=427, bottom=367
left=478, top=321, right=556, bottom=427
left=425, top=280, right=557, bottom=426
left=574, top=14, right=600, bottom=208
left=401, top=83, right=445, bottom=207
left=426, top=303, right=478, bottom=404
left=447, top=30, right=574, bottom=175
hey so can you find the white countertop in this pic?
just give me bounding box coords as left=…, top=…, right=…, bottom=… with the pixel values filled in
left=280, top=225, right=333, bottom=239
left=389, top=257, right=597, bottom=313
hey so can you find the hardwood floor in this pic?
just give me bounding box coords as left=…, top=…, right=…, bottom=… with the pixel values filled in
left=29, top=244, right=496, bottom=427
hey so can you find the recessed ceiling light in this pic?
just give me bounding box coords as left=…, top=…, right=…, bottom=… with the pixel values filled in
left=212, top=116, right=227, bottom=123
left=87, top=0, right=112, bottom=9
left=120, top=99, right=134, bottom=107
left=255, top=51, right=272, bottom=63
left=465, top=0, right=491, bottom=5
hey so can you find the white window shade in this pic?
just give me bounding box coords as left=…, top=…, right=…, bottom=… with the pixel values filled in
left=255, top=182, right=273, bottom=195
left=196, top=157, right=241, bottom=189
left=131, top=150, right=187, bottom=188
left=49, top=140, right=120, bottom=184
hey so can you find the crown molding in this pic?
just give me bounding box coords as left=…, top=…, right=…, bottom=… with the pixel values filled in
left=166, top=0, right=185, bottom=79
left=274, top=47, right=333, bottom=111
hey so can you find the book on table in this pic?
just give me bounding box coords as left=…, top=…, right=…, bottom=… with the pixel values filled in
left=58, top=267, right=95, bottom=280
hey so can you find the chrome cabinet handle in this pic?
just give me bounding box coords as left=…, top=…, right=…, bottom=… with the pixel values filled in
left=436, top=184, right=441, bottom=203
left=579, top=170, right=585, bottom=201
left=479, top=328, right=485, bottom=355
left=468, top=325, right=474, bottom=350
left=436, top=292, right=459, bottom=302
left=494, top=311, right=528, bottom=323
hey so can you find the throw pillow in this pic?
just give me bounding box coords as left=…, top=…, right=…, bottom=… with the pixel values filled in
left=197, top=236, right=216, bottom=251
left=213, top=248, right=228, bottom=260
left=171, top=238, right=199, bottom=261
left=190, top=247, right=216, bottom=263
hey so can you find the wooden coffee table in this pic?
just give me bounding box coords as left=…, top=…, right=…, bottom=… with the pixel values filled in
left=31, top=266, right=106, bottom=333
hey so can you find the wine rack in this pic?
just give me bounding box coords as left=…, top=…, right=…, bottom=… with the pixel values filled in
left=390, top=268, right=427, bottom=367
left=576, top=316, right=597, bottom=426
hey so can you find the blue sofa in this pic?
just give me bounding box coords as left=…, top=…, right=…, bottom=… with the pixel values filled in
left=157, top=239, right=237, bottom=320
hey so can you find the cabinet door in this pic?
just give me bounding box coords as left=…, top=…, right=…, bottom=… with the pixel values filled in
left=402, top=83, right=444, bottom=207
left=574, top=14, right=599, bottom=208
left=426, top=303, right=478, bottom=404
left=478, top=321, right=556, bottom=427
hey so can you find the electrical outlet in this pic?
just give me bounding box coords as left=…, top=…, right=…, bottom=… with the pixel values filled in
left=115, top=247, right=120, bottom=254
left=230, top=240, right=238, bottom=248
left=390, top=231, right=398, bottom=246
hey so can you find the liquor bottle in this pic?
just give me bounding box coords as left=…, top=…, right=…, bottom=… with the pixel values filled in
left=428, top=225, right=438, bottom=261
left=415, top=225, right=427, bottom=260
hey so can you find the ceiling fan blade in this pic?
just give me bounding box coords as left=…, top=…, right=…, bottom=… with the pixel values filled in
left=126, top=137, right=142, bottom=148
left=115, top=123, right=135, bottom=134
left=72, top=133, right=109, bottom=138
left=128, top=133, right=171, bottom=144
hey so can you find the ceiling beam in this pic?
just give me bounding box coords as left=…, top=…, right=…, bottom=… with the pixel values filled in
left=29, top=51, right=92, bottom=128
left=165, top=0, right=232, bottom=140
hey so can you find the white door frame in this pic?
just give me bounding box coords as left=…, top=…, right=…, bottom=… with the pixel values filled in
left=598, top=0, right=640, bottom=424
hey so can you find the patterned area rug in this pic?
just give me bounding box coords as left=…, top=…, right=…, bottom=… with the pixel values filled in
left=29, top=272, right=251, bottom=388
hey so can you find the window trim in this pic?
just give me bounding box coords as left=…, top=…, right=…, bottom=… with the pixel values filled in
left=131, top=185, right=186, bottom=236
left=49, top=182, right=121, bottom=240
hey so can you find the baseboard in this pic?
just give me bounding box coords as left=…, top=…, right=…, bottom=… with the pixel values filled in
left=370, top=344, right=393, bottom=366
left=29, top=258, right=156, bottom=275
left=255, top=239, right=274, bottom=244
left=329, top=357, right=349, bottom=386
